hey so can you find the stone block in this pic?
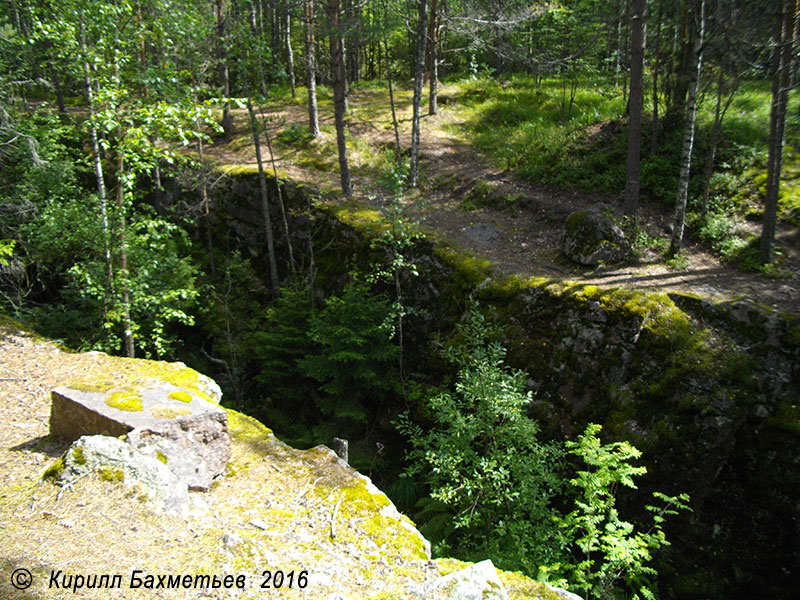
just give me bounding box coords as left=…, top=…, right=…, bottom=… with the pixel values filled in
left=50, top=380, right=230, bottom=491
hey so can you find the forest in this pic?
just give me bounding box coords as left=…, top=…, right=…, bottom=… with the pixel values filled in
left=1, top=1, right=799, bottom=599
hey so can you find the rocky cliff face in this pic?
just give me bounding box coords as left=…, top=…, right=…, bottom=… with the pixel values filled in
left=0, top=318, right=569, bottom=600
left=184, top=172, right=800, bottom=600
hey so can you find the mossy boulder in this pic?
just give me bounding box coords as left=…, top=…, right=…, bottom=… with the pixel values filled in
left=561, top=204, right=631, bottom=265
left=410, top=559, right=509, bottom=599
left=60, top=435, right=188, bottom=515
left=50, top=360, right=230, bottom=492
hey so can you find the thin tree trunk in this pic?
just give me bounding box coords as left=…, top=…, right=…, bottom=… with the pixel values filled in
left=409, top=0, right=429, bottom=188
left=247, top=99, right=281, bottom=297
left=701, top=67, right=737, bottom=215
left=761, top=0, right=797, bottom=263
left=196, top=114, right=216, bottom=277
left=249, top=0, right=268, bottom=97
left=382, top=0, right=402, bottom=167
left=328, top=0, right=352, bottom=196
left=216, top=0, right=233, bottom=140
left=80, top=18, right=113, bottom=307
left=115, top=155, right=135, bottom=358
left=624, top=0, right=646, bottom=226
left=669, top=0, right=705, bottom=257
left=258, top=105, right=296, bottom=276
left=285, top=2, right=296, bottom=97
left=303, top=0, right=320, bottom=136
left=428, top=0, right=439, bottom=115
left=650, top=0, right=663, bottom=153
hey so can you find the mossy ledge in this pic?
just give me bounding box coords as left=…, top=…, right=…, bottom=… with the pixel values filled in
left=184, top=170, right=800, bottom=597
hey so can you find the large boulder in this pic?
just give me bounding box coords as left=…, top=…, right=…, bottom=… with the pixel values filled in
left=127, top=413, right=229, bottom=491
left=60, top=435, right=188, bottom=515
left=410, top=560, right=508, bottom=600
left=561, top=204, right=631, bottom=266
left=50, top=366, right=230, bottom=491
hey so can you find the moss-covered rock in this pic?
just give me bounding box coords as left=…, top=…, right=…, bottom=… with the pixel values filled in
left=561, top=204, right=631, bottom=266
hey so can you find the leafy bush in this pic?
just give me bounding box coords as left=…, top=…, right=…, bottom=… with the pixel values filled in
left=398, top=311, right=564, bottom=573
left=546, top=424, right=691, bottom=600
left=400, top=310, right=690, bottom=597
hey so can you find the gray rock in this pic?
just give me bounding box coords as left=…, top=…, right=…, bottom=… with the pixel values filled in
left=410, top=559, right=508, bottom=600
left=561, top=204, right=631, bottom=266
left=50, top=382, right=230, bottom=491
left=126, top=412, right=230, bottom=491
left=61, top=435, right=188, bottom=515
left=545, top=583, right=585, bottom=600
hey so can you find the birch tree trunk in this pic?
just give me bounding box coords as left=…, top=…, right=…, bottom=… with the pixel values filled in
left=80, top=18, right=113, bottom=309
left=303, top=0, right=320, bottom=137
left=428, top=0, right=439, bottom=116
left=285, top=2, right=296, bottom=97
left=409, top=0, right=428, bottom=188
left=669, top=0, right=705, bottom=257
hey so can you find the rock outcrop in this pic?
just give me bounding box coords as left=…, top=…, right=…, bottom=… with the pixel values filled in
left=411, top=560, right=508, bottom=600
left=49, top=361, right=230, bottom=493
left=60, top=435, right=188, bottom=515
left=561, top=204, right=631, bottom=265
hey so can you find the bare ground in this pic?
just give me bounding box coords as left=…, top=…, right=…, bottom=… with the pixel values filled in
left=205, top=86, right=800, bottom=314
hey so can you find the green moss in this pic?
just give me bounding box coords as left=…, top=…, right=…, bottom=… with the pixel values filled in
left=97, top=467, right=125, bottom=483
left=105, top=391, right=143, bottom=412
left=168, top=390, right=193, bottom=403
left=332, top=203, right=390, bottom=238
left=71, top=446, right=86, bottom=465
left=434, top=241, right=494, bottom=285
left=151, top=403, right=192, bottom=419
left=155, top=450, right=167, bottom=465
left=67, top=380, right=116, bottom=394
left=42, top=457, right=65, bottom=480
left=70, top=356, right=217, bottom=405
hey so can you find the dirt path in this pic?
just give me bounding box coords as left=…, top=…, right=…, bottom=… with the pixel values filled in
left=206, top=88, right=800, bottom=314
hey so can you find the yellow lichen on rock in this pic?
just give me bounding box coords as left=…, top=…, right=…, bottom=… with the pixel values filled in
left=105, top=391, right=143, bottom=412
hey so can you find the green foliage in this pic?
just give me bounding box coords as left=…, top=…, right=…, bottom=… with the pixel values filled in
left=249, top=276, right=402, bottom=456
left=0, top=239, right=13, bottom=267
left=547, top=423, right=691, bottom=600
left=398, top=310, right=564, bottom=574
left=250, top=279, right=317, bottom=406
left=300, top=278, right=400, bottom=422
left=400, top=311, right=690, bottom=595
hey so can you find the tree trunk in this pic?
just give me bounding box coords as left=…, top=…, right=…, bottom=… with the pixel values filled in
left=664, top=2, right=692, bottom=133
left=195, top=114, right=216, bottom=277
left=328, top=0, right=352, bottom=196
left=669, top=0, right=705, bottom=257
left=409, top=0, right=429, bottom=188
left=115, top=155, right=135, bottom=358
left=258, top=105, right=296, bottom=276
left=383, top=0, right=402, bottom=168
left=760, top=0, right=797, bottom=263
left=247, top=99, right=281, bottom=297
left=249, top=0, right=268, bottom=96
left=701, top=65, right=737, bottom=215
left=624, top=0, right=646, bottom=226
left=303, top=0, right=320, bottom=136
left=428, top=0, right=439, bottom=115
left=650, top=0, right=664, bottom=153
left=80, top=18, right=113, bottom=308
left=216, top=0, right=233, bottom=140
left=285, top=2, right=296, bottom=97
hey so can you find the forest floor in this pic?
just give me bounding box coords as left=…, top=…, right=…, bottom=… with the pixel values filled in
left=206, top=84, right=800, bottom=314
